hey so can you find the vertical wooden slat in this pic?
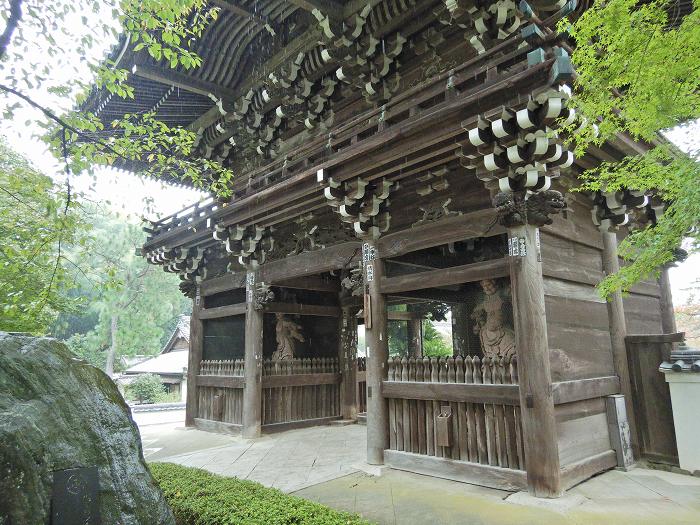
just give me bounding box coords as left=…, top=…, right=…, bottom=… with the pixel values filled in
left=431, top=357, right=442, bottom=458
left=473, top=356, right=488, bottom=464
left=424, top=356, right=434, bottom=456
left=401, top=356, right=410, bottom=452
left=416, top=358, right=427, bottom=455
left=494, top=357, right=508, bottom=467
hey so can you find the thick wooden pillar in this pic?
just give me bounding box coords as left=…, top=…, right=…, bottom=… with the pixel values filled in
left=243, top=271, right=263, bottom=438
left=407, top=316, right=423, bottom=358
left=339, top=305, right=359, bottom=420
left=185, top=291, right=203, bottom=427
left=508, top=224, right=561, bottom=497
left=364, top=241, right=389, bottom=464
left=601, top=231, right=638, bottom=454
left=658, top=264, right=677, bottom=334
left=451, top=303, right=470, bottom=357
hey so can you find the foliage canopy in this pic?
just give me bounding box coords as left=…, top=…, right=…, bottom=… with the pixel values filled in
left=566, top=0, right=700, bottom=295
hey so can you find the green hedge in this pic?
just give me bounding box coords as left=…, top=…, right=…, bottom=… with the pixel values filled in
left=150, top=462, right=372, bottom=525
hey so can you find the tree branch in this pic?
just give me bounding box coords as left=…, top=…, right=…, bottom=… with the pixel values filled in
left=0, top=0, right=22, bottom=61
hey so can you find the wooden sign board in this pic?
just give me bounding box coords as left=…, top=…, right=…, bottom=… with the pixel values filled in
left=51, top=466, right=100, bottom=524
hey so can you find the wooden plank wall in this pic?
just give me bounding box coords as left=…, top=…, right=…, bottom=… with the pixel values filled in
left=261, top=358, right=341, bottom=425
left=541, top=194, right=618, bottom=472
left=384, top=356, right=525, bottom=471
left=196, top=359, right=244, bottom=425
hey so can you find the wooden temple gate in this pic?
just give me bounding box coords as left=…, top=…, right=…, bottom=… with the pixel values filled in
left=82, top=0, right=684, bottom=499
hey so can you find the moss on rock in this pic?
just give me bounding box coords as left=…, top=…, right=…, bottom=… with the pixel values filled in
left=0, top=332, right=174, bottom=524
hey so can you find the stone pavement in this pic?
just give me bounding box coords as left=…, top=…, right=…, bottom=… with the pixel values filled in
left=140, top=421, right=700, bottom=524
left=295, top=466, right=700, bottom=525
left=139, top=421, right=367, bottom=493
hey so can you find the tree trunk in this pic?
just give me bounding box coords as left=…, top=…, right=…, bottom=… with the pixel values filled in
left=105, top=314, right=118, bottom=377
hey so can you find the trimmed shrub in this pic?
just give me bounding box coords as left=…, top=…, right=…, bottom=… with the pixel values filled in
left=126, top=373, right=165, bottom=404
left=150, top=462, right=372, bottom=525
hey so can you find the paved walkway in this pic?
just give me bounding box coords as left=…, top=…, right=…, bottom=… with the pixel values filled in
left=140, top=422, right=367, bottom=493
left=140, top=421, right=700, bottom=524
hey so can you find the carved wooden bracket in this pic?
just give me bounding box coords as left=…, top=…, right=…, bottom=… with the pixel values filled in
left=213, top=223, right=275, bottom=267
left=591, top=190, right=661, bottom=232
left=319, top=169, right=392, bottom=239
left=145, top=246, right=208, bottom=284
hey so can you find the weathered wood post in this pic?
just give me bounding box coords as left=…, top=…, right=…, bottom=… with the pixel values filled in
left=658, top=264, right=677, bottom=334
left=407, top=314, right=423, bottom=358
left=364, top=240, right=390, bottom=464
left=339, top=305, right=359, bottom=420
left=243, top=271, right=264, bottom=438
left=185, top=288, right=204, bottom=427
left=601, top=231, right=638, bottom=454
left=509, top=223, right=562, bottom=497
left=451, top=303, right=470, bottom=357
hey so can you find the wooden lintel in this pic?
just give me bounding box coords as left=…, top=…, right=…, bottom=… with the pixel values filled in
left=388, top=311, right=423, bottom=321
left=195, top=375, right=245, bottom=388
left=273, top=275, right=340, bottom=292
left=198, top=303, right=247, bottom=319
left=625, top=332, right=684, bottom=344
left=264, top=302, right=341, bottom=317
left=379, top=258, right=509, bottom=294
left=382, top=381, right=520, bottom=405
left=552, top=376, right=620, bottom=405
left=262, top=372, right=341, bottom=388
left=200, top=272, right=247, bottom=297
left=378, top=209, right=502, bottom=260
left=131, top=64, right=237, bottom=101
left=387, top=288, right=468, bottom=304
left=384, top=450, right=527, bottom=492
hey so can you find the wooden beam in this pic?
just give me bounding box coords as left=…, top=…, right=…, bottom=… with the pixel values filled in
left=509, top=224, right=561, bottom=497
left=198, top=303, right=246, bottom=319
left=385, top=450, right=527, bottom=492
left=264, top=302, right=341, bottom=317
left=560, top=450, right=617, bottom=491
left=196, top=375, right=245, bottom=388
left=387, top=311, right=423, bottom=321
left=382, top=381, right=520, bottom=405
left=200, top=272, right=247, bottom=297
left=552, top=376, right=620, bottom=405
left=380, top=258, right=508, bottom=294
left=262, top=372, right=341, bottom=388
left=387, top=288, right=468, bottom=304
left=131, top=64, right=237, bottom=101
left=625, top=333, right=684, bottom=344
left=273, top=275, right=340, bottom=292
left=261, top=416, right=342, bottom=433
left=378, top=209, right=503, bottom=259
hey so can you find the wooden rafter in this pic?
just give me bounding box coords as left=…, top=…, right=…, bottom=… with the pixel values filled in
left=209, top=0, right=270, bottom=26
left=131, top=64, right=237, bottom=101
left=288, top=0, right=344, bottom=19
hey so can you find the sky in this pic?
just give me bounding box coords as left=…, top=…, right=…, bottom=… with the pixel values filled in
left=0, top=3, right=698, bottom=305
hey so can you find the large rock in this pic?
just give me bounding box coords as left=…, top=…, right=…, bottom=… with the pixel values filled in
left=0, top=332, right=175, bottom=524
